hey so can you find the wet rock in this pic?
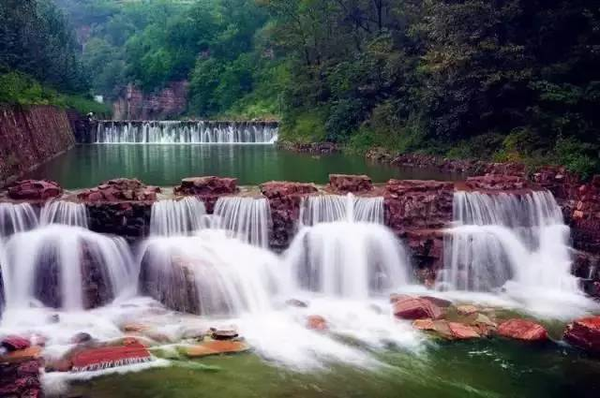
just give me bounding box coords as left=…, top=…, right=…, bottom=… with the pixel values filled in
left=0, top=358, right=43, bottom=397
left=8, top=179, right=62, bottom=201
left=45, top=357, right=73, bottom=373
left=71, top=342, right=151, bottom=372
left=497, top=319, right=548, bottom=342
left=184, top=340, right=249, bottom=358
left=564, top=316, right=600, bottom=353
left=306, top=315, right=328, bottom=331
left=286, top=299, right=309, bottom=308
left=174, top=176, right=239, bottom=211
left=71, top=332, right=93, bottom=344
left=420, top=296, right=452, bottom=308
left=1, top=336, right=30, bottom=351
left=0, top=346, right=42, bottom=363
left=412, top=319, right=435, bottom=331
left=211, top=329, right=239, bottom=341
left=413, top=320, right=480, bottom=340
left=447, top=322, right=481, bottom=340
left=456, top=305, right=479, bottom=316
left=121, top=323, right=150, bottom=333
left=260, top=181, right=318, bottom=250
left=329, top=174, right=373, bottom=193
left=78, top=178, right=159, bottom=203
left=393, top=297, right=443, bottom=320
left=277, top=141, right=340, bottom=154
left=48, top=314, right=60, bottom=324
left=465, top=175, right=530, bottom=192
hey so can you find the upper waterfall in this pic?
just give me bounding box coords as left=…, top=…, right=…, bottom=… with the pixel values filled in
left=93, top=120, right=279, bottom=144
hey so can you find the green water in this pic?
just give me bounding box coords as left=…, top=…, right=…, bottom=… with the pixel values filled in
left=71, top=340, right=600, bottom=398
left=27, top=145, right=462, bottom=189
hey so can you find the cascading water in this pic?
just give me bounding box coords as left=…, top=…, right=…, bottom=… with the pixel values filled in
left=139, top=230, right=279, bottom=315
left=150, top=197, right=209, bottom=236
left=300, top=193, right=384, bottom=225
left=0, top=202, right=38, bottom=238
left=437, top=190, right=578, bottom=293
left=40, top=201, right=89, bottom=228
left=213, top=197, right=270, bottom=247
left=1, top=225, right=136, bottom=310
left=94, top=121, right=279, bottom=144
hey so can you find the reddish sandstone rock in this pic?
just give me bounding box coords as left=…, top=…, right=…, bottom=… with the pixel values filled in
left=393, top=297, right=443, bottom=320
left=1, top=336, right=30, bottom=351
left=329, top=174, right=373, bottom=193
left=260, top=181, right=318, bottom=198
left=78, top=178, right=159, bottom=202
left=307, top=315, right=328, bottom=331
left=71, top=342, right=151, bottom=371
left=412, top=319, right=435, bottom=331
left=465, top=175, right=530, bottom=192
left=564, top=316, right=600, bottom=353
left=184, top=340, right=249, bottom=358
left=447, top=322, right=481, bottom=340
left=412, top=320, right=481, bottom=340
left=174, top=176, right=238, bottom=196
left=456, top=305, right=479, bottom=316
left=7, top=179, right=62, bottom=201
left=0, top=358, right=43, bottom=397
left=497, top=319, right=548, bottom=342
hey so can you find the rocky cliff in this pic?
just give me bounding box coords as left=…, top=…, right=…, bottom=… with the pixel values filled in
left=0, top=105, right=76, bottom=186
left=112, top=81, right=189, bottom=120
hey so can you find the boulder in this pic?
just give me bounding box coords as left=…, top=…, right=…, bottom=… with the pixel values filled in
left=174, top=176, right=238, bottom=196
left=0, top=359, right=43, bottom=397
left=211, top=329, right=239, bottom=341
left=393, top=297, right=443, bottom=320
left=412, top=320, right=480, bottom=340
left=465, top=175, right=530, bottom=192
left=184, top=340, right=249, bottom=358
left=329, top=174, right=373, bottom=193
left=306, top=315, right=328, bottom=331
left=447, top=322, right=481, bottom=340
left=78, top=178, right=159, bottom=203
left=7, top=179, right=62, bottom=201
left=71, top=342, right=152, bottom=372
left=456, top=305, right=479, bottom=316
left=1, top=336, right=30, bottom=351
left=497, top=319, right=548, bottom=342
left=564, top=316, right=600, bottom=353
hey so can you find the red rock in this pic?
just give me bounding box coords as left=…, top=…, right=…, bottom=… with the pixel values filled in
left=260, top=181, right=318, bottom=198
left=174, top=176, right=238, bottom=196
left=7, top=180, right=62, bottom=201
left=1, top=336, right=30, bottom=351
left=0, top=346, right=41, bottom=363
left=307, top=315, right=328, bottom=331
left=412, top=319, right=435, bottom=331
left=465, top=175, right=530, bottom=192
left=184, top=340, right=249, bottom=358
left=497, top=319, right=548, bottom=342
left=78, top=178, right=157, bottom=202
left=456, top=305, right=478, bottom=316
left=564, top=316, right=600, bottom=353
left=329, top=174, right=373, bottom=193
left=393, top=297, right=442, bottom=320
left=447, top=322, right=481, bottom=340
left=71, top=342, right=151, bottom=371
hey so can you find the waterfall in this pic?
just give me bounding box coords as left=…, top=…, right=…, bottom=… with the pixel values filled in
left=40, top=201, right=89, bottom=228
left=0, top=203, right=38, bottom=238
left=284, top=222, right=409, bottom=299
left=150, top=197, right=209, bottom=236
left=437, top=190, right=578, bottom=293
left=94, top=121, right=279, bottom=144
left=1, top=225, right=136, bottom=310
left=300, top=194, right=384, bottom=226
left=139, top=230, right=279, bottom=315
left=213, top=197, right=270, bottom=247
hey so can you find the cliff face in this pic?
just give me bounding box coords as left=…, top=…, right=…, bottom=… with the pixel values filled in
left=0, top=105, right=75, bottom=186
left=112, top=81, right=189, bottom=120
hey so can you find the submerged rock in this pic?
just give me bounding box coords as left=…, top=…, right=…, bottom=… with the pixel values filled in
left=497, top=319, right=548, bottom=342
left=393, top=297, right=443, bottom=320
left=306, top=315, right=328, bottom=331
left=564, top=316, right=600, bottom=354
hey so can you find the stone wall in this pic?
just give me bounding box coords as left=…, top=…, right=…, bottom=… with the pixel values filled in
left=0, top=105, right=76, bottom=187
left=112, top=81, right=189, bottom=120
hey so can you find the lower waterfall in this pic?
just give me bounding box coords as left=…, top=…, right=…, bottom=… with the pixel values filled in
left=300, top=194, right=384, bottom=225
left=40, top=201, right=89, bottom=228
left=150, top=197, right=209, bottom=236
left=0, top=202, right=38, bottom=238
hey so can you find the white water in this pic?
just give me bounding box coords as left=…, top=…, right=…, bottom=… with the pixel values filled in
left=1, top=225, right=136, bottom=310
left=213, top=197, right=270, bottom=247
left=0, top=202, right=38, bottom=238
left=94, top=121, right=279, bottom=144
left=300, top=193, right=384, bottom=225
left=150, top=197, right=209, bottom=236
left=40, top=201, right=89, bottom=228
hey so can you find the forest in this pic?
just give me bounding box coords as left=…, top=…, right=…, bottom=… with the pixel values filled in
left=1, top=0, right=599, bottom=176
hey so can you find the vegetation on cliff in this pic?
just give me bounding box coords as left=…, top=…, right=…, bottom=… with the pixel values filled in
left=0, top=0, right=110, bottom=115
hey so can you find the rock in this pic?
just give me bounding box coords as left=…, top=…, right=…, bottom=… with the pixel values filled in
left=1, top=336, right=30, bottom=351
left=329, top=174, right=373, bottom=193
left=393, top=297, right=442, bottom=320
left=447, top=322, right=481, bottom=340
left=465, top=175, right=530, bottom=191
left=71, top=332, right=93, bottom=344
left=7, top=179, right=62, bottom=201
left=497, top=319, right=548, bottom=342
left=122, top=323, right=150, bottom=333
left=184, top=340, right=249, bottom=358
left=0, top=346, right=42, bottom=363
left=564, top=316, right=600, bottom=353
left=412, top=319, right=435, bottom=331
left=286, top=299, right=308, bottom=308
left=175, top=176, right=238, bottom=196
left=413, top=320, right=481, bottom=340
left=71, top=342, right=151, bottom=372
left=420, top=296, right=452, bottom=308
left=45, top=357, right=73, bottom=373
left=277, top=141, right=340, bottom=154
left=211, top=330, right=239, bottom=341
left=0, top=358, right=43, bottom=398
left=307, top=315, right=328, bottom=331
left=456, top=305, right=479, bottom=316
left=78, top=178, right=158, bottom=202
